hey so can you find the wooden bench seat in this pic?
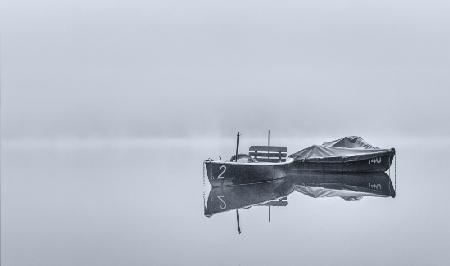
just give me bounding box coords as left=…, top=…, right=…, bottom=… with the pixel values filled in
left=249, top=146, right=287, bottom=162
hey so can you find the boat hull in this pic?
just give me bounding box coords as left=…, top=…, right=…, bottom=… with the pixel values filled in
left=290, top=151, right=394, bottom=173
left=204, top=150, right=395, bottom=186
left=204, top=160, right=290, bottom=187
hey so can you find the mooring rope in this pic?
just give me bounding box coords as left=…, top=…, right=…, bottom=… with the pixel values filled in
left=202, top=162, right=207, bottom=213
left=395, top=152, right=397, bottom=192
left=203, top=192, right=206, bottom=213
left=202, top=161, right=206, bottom=186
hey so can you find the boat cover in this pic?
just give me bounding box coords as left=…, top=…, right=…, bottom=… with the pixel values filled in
left=289, top=136, right=392, bottom=162
left=322, top=136, right=378, bottom=149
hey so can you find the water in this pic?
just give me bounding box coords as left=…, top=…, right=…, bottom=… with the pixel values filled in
left=2, top=137, right=450, bottom=265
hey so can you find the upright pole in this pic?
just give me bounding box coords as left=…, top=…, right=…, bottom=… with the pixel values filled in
left=236, top=209, right=241, bottom=234
left=267, top=129, right=270, bottom=159
left=269, top=206, right=271, bottom=223
left=235, top=132, right=240, bottom=162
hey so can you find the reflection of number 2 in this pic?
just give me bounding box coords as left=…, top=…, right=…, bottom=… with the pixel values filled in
left=217, top=196, right=226, bottom=209
left=218, top=165, right=226, bottom=179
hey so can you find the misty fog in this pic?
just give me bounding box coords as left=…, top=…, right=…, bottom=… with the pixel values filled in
left=2, top=0, right=449, bottom=139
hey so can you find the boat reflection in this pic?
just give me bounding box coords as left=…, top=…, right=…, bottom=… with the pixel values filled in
left=204, top=178, right=290, bottom=217
left=204, top=172, right=395, bottom=219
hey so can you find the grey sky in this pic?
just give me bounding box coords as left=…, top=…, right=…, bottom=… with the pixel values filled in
left=1, top=0, right=449, bottom=139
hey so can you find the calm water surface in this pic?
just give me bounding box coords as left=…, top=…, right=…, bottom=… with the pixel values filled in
left=2, top=137, right=450, bottom=265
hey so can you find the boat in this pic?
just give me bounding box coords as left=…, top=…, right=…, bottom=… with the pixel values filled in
left=289, top=136, right=396, bottom=173
left=204, top=134, right=396, bottom=186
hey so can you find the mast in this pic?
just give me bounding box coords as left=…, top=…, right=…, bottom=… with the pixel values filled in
left=235, top=132, right=242, bottom=233
left=235, top=132, right=240, bottom=162
left=267, top=129, right=270, bottom=159
left=268, top=129, right=271, bottom=222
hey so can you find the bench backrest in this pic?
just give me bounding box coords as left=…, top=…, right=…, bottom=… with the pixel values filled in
left=249, top=146, right=287, bottom=162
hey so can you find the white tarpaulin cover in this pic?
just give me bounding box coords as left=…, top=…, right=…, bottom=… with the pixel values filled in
left=322, top=136, right=378, bottom=149
left=289, top=136, right=392, bottom=162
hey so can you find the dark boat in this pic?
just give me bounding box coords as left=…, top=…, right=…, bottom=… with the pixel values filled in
left=204, top=136, right=396, bottom=186
left=289, top=136, right=395, bottom=173
left=204, top=171, right=395, bottom=217
left=204, top=155, right=293, bottom=187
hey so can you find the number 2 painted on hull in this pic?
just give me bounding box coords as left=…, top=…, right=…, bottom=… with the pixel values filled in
left=217, top=165, right=226, bottom=179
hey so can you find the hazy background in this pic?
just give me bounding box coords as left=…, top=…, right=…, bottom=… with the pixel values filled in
left=2, top=0, right=450, bottom=139
left=2, top=1, right=450, bottom=265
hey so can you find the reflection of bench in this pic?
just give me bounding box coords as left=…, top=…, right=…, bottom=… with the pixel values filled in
left=249, top=146, right=287, bottom=162
left=260, top=196, right=288, bottom=206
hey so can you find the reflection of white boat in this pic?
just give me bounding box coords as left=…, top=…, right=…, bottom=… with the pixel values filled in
left=294, top=184, right=390, bottom=201
left=286, top=171, right=396, bottom=199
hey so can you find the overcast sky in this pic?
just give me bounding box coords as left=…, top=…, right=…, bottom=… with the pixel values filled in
left=1, top=0, right=449, bottom=139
